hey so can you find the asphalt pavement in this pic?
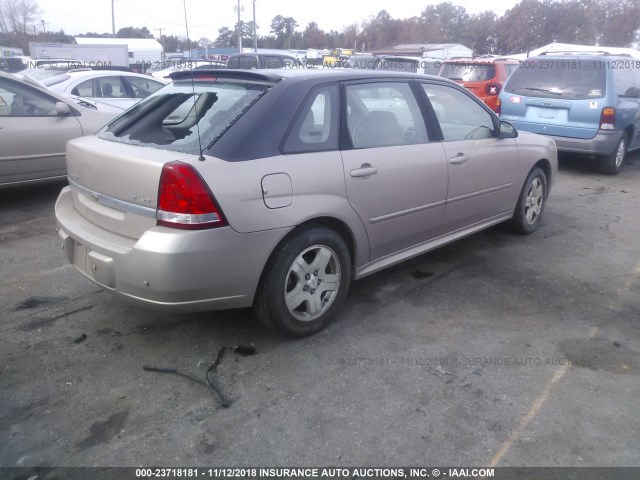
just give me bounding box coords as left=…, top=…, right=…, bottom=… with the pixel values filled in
left=1, top=153, right=639, bottom=470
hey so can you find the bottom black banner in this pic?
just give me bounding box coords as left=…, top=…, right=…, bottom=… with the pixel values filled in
left=1, top=467, right=639, bottom=480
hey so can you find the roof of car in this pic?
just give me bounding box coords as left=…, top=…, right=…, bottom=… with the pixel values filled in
left=228, top=52, right=297, bottom=58
left=170, top=68, right=453, bottom=84
left=529, top=52, right=636, bottom=59
left=49, top=70, right=159, bottom=80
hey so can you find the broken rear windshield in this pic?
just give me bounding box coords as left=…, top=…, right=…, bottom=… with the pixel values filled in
left=98, top=79, right=272, bottom=154
left=505, top=60, right=606, bottom=100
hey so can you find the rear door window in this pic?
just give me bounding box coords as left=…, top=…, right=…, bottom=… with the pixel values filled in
left=345, top=82, right=428, bottom=148
left=614, top=67, right=636, bottom=97
left=124, top=76, right=165, bottom=99
left=282, top=85, right=338, bottom=153
left=228, top=56, right=258, bottom=69
left=262, top=56, right=284, bottom=69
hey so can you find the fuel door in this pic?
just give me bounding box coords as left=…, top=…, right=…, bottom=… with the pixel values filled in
left=261, top=173, right=293, bottom=209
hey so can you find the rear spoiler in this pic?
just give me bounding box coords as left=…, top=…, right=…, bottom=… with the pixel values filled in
left=169, top=69, right=283, bottom=83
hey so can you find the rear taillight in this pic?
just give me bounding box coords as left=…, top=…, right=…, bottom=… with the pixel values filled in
left=157, top=161, right=227, bottom=230
left=485, top=83, right=501, bottom=96
left=599, top=107, right=615, bottom=130
left=495, top=98, right=501, bottom=116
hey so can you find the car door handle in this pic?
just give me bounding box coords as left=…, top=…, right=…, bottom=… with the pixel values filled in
left=350, top=164, right=378, bottom=177
left=449, top=154, right=469, bottom=165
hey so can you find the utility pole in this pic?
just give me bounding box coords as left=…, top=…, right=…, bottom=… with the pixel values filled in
left=111, top=0, right=116, bottom=38
left=253, top=0, right=257, bottom=52
left=235, top=0, right=243, bottom=52
left=155, top=28, right=164, bottom=59
left=41, top=20, right=46, bottom=41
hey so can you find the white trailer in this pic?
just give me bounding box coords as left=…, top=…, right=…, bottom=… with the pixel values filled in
left=75, top=38, right=163, bottom=72
left=29, top=42, right=129, bottom=68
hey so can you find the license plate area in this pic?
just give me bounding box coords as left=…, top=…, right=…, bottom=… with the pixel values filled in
left=60, top=230, right=116, bottom=288
left=537, top=107, right=558, bottom=119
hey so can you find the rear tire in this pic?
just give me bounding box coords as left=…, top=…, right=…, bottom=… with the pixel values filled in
left=600, top=133, right=627, bottom=175
left=511, top=167, right=547, bottom=234
left=253, top=226, right=351, bottom=337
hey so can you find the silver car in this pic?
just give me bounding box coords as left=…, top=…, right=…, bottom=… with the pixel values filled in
left=55, top=69, right=557, bottom=336
left=42, top=70, right=166, bottom=111
left=0, top=71, right=115, bottom=187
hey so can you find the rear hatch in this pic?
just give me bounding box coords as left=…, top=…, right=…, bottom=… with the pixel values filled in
left=66, top=74, right=274, bottom=240
left=500, top=59, right=606, bottom=139
left=66, top=137, right=188, bottom=240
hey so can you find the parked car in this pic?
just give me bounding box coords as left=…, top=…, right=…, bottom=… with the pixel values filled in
left=346, top=55, right=379, bottom=70
left=439, top=57, right=519, bottom=113
left=19, top=64, right=133, bottom=83
left=19, top=66, right=89, bottom=82
left=41, top=70, right=166, bottom=111
left=375, top=56, right=441, bottom=76
left=151, top=60, right=227, bottom=81
left=0, top=56, right=29, bottom=73
left=376, top=56, right=419, bottom=73
left=0, top=71, right=116, bottom=187
left=499, top=53, right=640, bottom=174
left=226, top=53, right=303, bottom=69
left=55, top=69, right=557, bottom=336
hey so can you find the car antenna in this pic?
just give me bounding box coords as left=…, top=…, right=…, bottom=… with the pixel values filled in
left=183, top=0, right=206, bottom=161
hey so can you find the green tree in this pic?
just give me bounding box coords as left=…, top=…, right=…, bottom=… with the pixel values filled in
left=466, top=12, right=498, bottom=55
left=161, top=35, right=191, bottom=53
left=420, top=2, right=470, bottom=43
left=360, top=10, right=399, bottom=50
left=215, top=27, right=234, bottom=47
left=270, top=15, right=298, bottom=48
left=116, top=26, right=153, bottom=38
left=302, top=22, right=327, bottom=49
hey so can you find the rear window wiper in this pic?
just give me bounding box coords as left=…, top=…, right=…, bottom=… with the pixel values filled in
left=523, top=87, right=563, bottom=95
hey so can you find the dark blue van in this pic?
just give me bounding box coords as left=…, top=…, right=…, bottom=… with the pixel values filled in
left=499, top=53, right=640, bottom=174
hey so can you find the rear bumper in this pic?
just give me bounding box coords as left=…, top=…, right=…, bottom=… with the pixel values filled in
left=55, top=186, right=288, bottom=313
left=509, top=124, right=622, bottom=157
left=548, top=130, right=622, bottom=156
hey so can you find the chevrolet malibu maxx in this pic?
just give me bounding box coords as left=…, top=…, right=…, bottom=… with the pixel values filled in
left=55, top=69, right=557, bottom=336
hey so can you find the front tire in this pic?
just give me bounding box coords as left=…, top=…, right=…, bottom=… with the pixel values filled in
left=600, top=133, right=627, bottom=175
left=254, top=226, right=351, bottom=337
left=511, top=167, right=547, bottom=234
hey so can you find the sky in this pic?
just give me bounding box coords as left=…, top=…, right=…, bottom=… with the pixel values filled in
left=35, top=0, right=520, bottom=41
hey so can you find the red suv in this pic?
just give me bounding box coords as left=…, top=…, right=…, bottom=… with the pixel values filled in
left=438, top=58, right=519, bottom=113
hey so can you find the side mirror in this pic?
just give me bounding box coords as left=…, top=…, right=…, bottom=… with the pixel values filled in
left=56, top=101, right=72, bottom=116
left=499, top=120, right=518, bottom=139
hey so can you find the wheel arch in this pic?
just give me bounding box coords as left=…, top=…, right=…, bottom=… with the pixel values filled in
left=533, top=159, right=552, bottom=197
left=252, top=216, right=358, bottom=302
left=623, top=125, right=634, bottom=148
